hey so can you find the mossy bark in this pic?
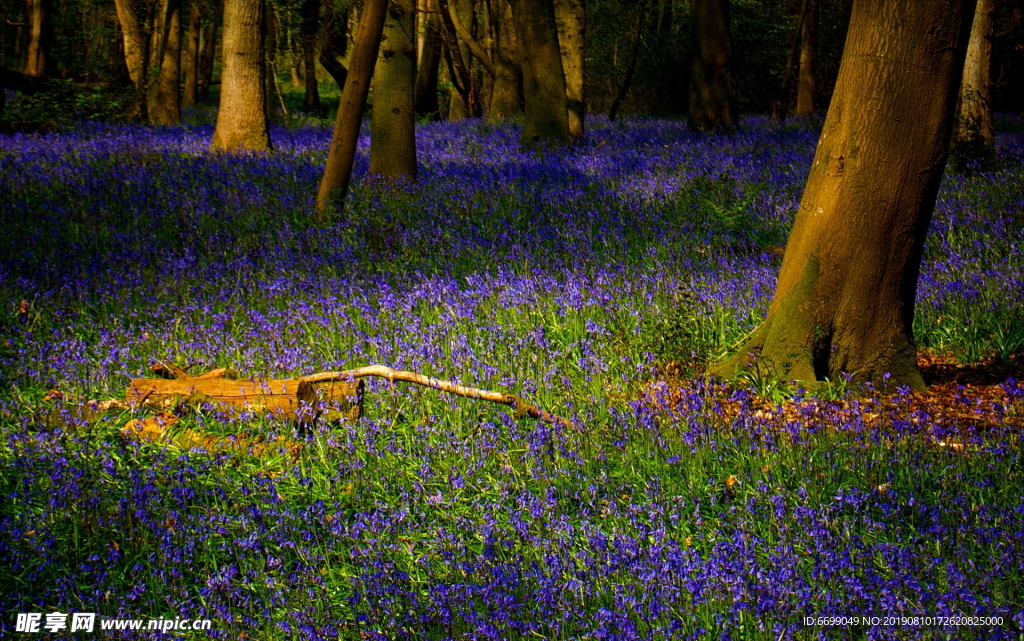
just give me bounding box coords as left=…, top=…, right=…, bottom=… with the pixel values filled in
left=711, top=0, right=978, bottom=392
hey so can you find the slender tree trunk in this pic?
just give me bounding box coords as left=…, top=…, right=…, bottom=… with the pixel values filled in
left=198, top=17, right=218, bottom=100
left=415, top=0, right=443, bottom=117
left=795, top=0, right=818, bottom=116
left=23, top=0, right=52, bottom=78
left=300, top=0, right=322, bottom=114
left=316, top=0, right=390, bottom=216
left=151, top=0, right=183, bottom=124
left=608, top=0, right=645, bottom=121
left=370, top=0, right=418, bottom=179
left=553, top=0, right=583, bottom=139
left=711, top=0, right=977, bottom=392
left=211, top=0, right=271, bottom=151
left=689, top=0, right=737, bottom=130
left=319, top=0, right=350, bottom=90
left=486, top=0, right=521, bottom=120
left=510, top=0, right=568, bottom=144
left=113, top=0, right=151, bottom=118
left=183, top=1, right=202, bottom=105
left=265, top=1, right=279, bottom=122
left=956, top=0, right=994, bottom=150
left=443, top=0, right=478, bottom=118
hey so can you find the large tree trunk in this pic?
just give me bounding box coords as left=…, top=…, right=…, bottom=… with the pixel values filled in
left=795, top=0, right=818, bottom=116
left=510, top=0, right=568, bottom=144
left=183, top=0, right=202, bottom=105
left=553, top=0, right=583, bottom=139
left=316, top=0, right=390, bottom=217
left=711, top=0, right=977, bottom=392
left=150, top=0, right=183, bottom=124
left=689, top=0, right=737, bottom=130
left=415, top=0, right=443, bottom=118
left=486, top=0, right=522, bottom=120
left=300, top=0, right=322, bottom=114
left=23, top=0, right=53, bottom=78
left=211, top=0, right=271, bottom=151
left=370, top=0, right=418, bottom=179
left=955, top=0, right=994, bottom=152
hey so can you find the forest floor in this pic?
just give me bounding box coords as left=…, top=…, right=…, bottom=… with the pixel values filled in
left=1, top=115, right=1022, bottom=639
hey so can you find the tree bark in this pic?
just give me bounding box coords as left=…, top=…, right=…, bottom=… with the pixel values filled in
left=711, top=0, right=977, bottom=392
left=198, top=17, right=218, bottom=100
left=316, top=0, right=390, bottom=217
left=183, top=0, right=202, bottom=105
left=23, top=0, right=53, bottom=78
left=300, top=0, right=322, bottom=114
left=113, top=0, right=151, bottom=118
left=211, top=0, right=271, bottom=151
left=415, top=0, right=443, bottom=117
left=955, top=0, right=994, bottom=151
left=150, top=0, right=183, bottom=125
left=553, top=0, right=583, bottom=139
left=486, top=0, right=522, bottom=120
left=442, top=0, right=478, bottom=118
left=370, top=0, right=418, bottom=179
left=319, top=0, right=351, bottom=90
left=370, top=0, right=417, bottom=180
left=510, top=0, right=568, bottom=144
left=608, top=0, right=645, bottom=121
left=689, top=0, right=737, bottom=130
left=795, top=0, right=818, bottom=116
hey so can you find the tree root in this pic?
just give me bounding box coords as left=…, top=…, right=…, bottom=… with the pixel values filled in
left=302, top=365, right=574, bottom=429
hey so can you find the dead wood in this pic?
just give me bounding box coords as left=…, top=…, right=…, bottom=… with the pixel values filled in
left=301, top=365, right=574, bottom=429
left=126, top=376, right=363, bottom=423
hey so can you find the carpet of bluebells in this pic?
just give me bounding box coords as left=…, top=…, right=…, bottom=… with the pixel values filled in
left=1, top=114, right=1023, bottom=639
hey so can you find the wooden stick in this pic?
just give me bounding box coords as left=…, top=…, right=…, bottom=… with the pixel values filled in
left=302, top=365, right=574, bottom=429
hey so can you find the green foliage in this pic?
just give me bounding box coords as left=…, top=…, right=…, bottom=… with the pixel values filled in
left=3, top=80, right=137, bottom=126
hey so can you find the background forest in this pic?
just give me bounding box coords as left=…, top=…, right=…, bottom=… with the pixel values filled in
left=1, top=0, right=1022, bottom=127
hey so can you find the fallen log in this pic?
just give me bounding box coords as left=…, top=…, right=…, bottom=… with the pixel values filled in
left=126, top=376, right=363, bottom=423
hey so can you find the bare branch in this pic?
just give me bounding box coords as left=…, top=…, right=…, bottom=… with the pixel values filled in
left=302, top=365, right=574, bottom=428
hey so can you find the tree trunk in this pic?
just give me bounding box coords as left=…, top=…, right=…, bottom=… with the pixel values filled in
left=553, top=0, right=583, bottom=139
left=113, top=0, right=151, bottom=117
left=795, top=0, right=817, bottom=116
left=689, top=0, right=737, bottom=130
left=23, top=0, right=53, bottom=78
left=442, top=0, right=479, bottom=118
left=510, top=0, right=568, bottom=144
left=319, top=0, right=350, bottom=90
left=183, top=0, right=202, bottom=105
left=150, top=0, right=183, bottom=125
left=486, top=0, right=522, bottom=120
left=198, top=18, right=218, bottom=100
left=711, top=0, right=977, bottom=392
left=265, top=1, right=279, bottom=122
left=608, top=0, right=645, bottom=121
left=370, top=0, right=418, bottom=179
left=211, top=0, right=271, bottom=151
left=415, top=0, right=443, bottom=118
left=955, top=0, right=994, bottom=152
left=300, top=0, right=322, bottom=114
left=316, top=0, right=390, bottom=217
